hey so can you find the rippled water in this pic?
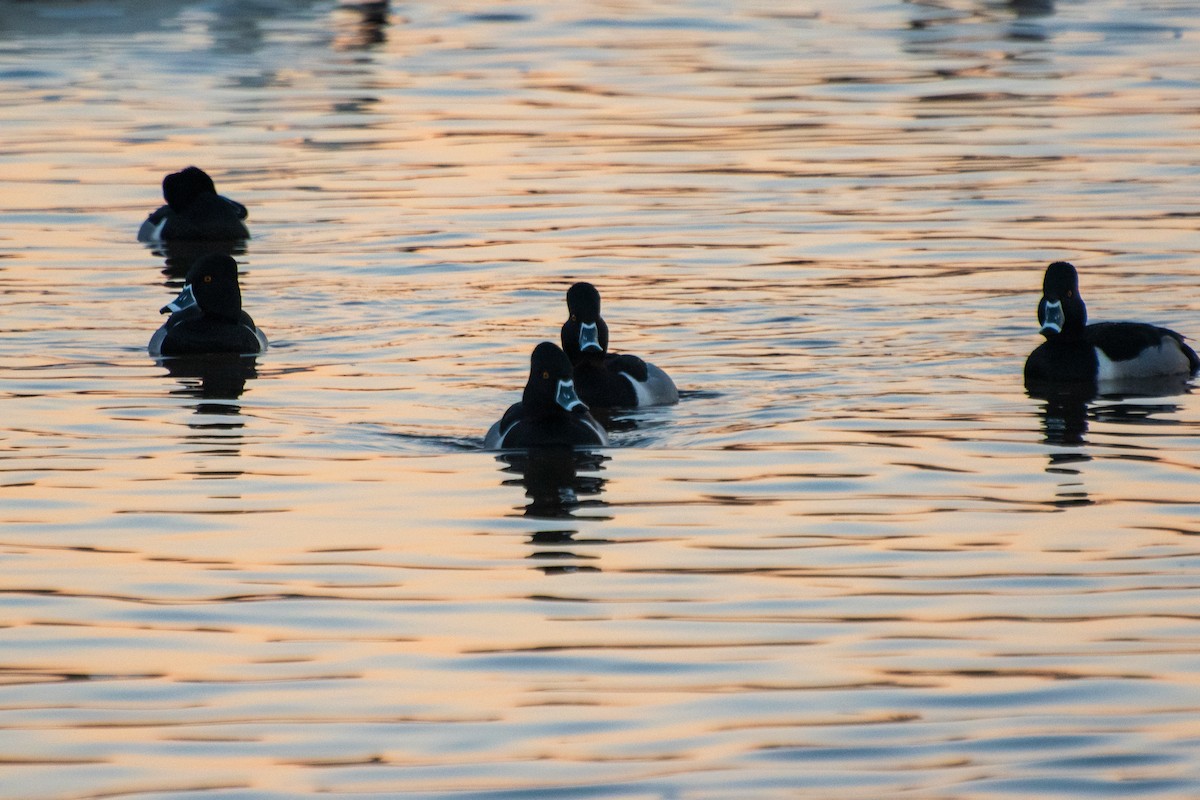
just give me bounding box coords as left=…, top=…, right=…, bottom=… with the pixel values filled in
left=3, top=1, right=1200, bottom=797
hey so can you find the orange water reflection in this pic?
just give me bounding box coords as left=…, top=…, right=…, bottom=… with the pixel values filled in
left=3, top=0, right=1200, bottom=797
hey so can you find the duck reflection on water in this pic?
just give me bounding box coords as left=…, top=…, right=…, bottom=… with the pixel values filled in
left=333, top=0, right=391, bottom=51
left=1027, top=375, right=1192, bottom=510
left=1009, top=0, right=1054, bottom=18
left=1027, top=375, right=1192, bottom=455
left=497, top=446, right=612, bottom=574
left=160, top=353, right=259, bottom=415
left=497, top=446, right=611, bottom=520
left=154, top=354, right=261, bottom=479
left=150, top=238, right=249, bottom=282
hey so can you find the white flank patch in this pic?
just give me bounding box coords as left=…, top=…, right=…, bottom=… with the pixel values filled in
left=625, top=371, right=655, bottom=407
left=149, top=217, right=169, bottom=241
left=1095, top=340, right=1191, bottom=381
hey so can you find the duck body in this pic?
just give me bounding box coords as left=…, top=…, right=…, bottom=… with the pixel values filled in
left=1025, top=322, right=1197, bottom=385
left=138, top=166, right=249, bottom=242
left=149, top=306, right=267, bottom=357
left=1024, top=261, right=1198, bottom=388
left=560, top=282, right=678, bottom=408
left=485, top=342, right=608, bottom=449
left=572, top=353, right=678, bottom=408
left=149, top=253, right=267, bottom=357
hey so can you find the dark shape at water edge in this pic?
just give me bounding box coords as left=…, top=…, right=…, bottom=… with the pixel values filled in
left=1009, top=0, right=1054, bottom=18
left=334, top=0, right=391, bottom=50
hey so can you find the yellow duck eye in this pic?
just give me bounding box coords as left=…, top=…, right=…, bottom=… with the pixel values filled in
left=542, top=370, right=550, bottom=379
left=204, top=275, right=213, bottom=283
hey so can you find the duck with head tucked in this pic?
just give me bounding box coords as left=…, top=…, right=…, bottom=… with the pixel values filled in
left=560, top=282, right=678, bottom=409
left=485, top=342, right=608, bottom=449
left=138, top=166, right=250, bottom=242
left=1024, top=261, right=1198, bottom=388
left=149, top=253, right=267, bottom=357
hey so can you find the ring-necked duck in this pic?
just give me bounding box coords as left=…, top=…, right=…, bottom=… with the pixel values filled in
left=137, top=167, right=250, bottom=242
left=1024, top=261, right=1199, bottom=386
left=560, top=282, right=678, bottom=408
left=148, top=253, right=268, bottom=357
left=484, top=342, right=608, bottom=449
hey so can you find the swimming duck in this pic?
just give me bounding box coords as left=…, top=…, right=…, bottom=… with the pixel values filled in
left=149, top=253, right=268, bottom=357
left=137, top=166, right=250, bottom=242
left=559, top=282, right=678, bottom=408
left=484, top=342, right=608, bottom=449
left=1024, top=261, right=1198, bottom=386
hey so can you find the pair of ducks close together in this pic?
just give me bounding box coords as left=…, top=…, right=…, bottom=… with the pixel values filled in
left=140, top=167, right=264, bottom=358
left=139, top=167, right=1200, bottom=450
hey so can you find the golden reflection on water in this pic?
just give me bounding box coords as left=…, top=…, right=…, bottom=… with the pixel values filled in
left=2, top=0, right=1200, bottom=798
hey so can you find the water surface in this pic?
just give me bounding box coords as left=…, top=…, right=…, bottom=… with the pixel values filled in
left=2, top=1, right=1200, bottom=797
